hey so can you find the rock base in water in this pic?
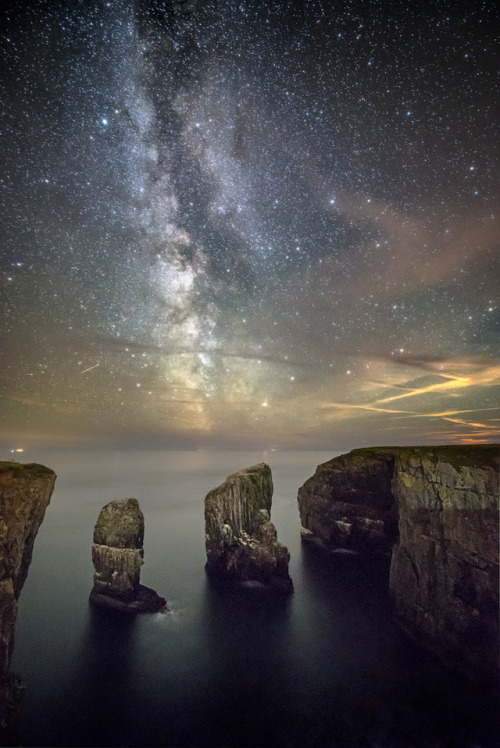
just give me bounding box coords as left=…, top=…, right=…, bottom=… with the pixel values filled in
left=89, top=583, right=166, bottom=613
left=205, top=464, right=293, bottom=594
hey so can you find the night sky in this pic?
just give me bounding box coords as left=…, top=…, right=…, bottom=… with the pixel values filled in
left=1, top=0, right=499, bottom=450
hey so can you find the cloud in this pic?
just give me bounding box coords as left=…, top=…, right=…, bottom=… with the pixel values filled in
left=376, top=362, right=500, bottom=405
left=312, top=351, right=500, bottom=444
left=330, top=194, right=499, bottom=293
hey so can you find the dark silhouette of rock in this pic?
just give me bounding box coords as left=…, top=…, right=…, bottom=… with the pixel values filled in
left=90, top=498, right=166, bottom=613
left=0, top=461, right=56, bottom=741
left=204, top=463, right=293, bottom=593
left=298, top=445, right=499, bottom=688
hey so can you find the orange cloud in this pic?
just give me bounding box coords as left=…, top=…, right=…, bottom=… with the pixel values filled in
left=376, top=364, right=500, bottom=405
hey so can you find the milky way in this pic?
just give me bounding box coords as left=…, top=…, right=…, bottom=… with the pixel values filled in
left=1, top=0, right=499, bottom=449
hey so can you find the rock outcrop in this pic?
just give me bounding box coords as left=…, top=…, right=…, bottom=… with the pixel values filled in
left=298, top=446, right=499, bottom=687
left=204, top=463, right=293, bottom=593
left=0, top=461, right=56, bottom=736
left=90, top=498, right=166, bottom=613
left=298, top=449, right=399, bottom=555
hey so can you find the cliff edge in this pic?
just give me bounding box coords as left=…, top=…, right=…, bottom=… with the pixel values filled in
left=298, top=446, right=499, bottom=687
left=0, top=462, right=56, bottom=678
left=0, top=461, right=56, bottom=737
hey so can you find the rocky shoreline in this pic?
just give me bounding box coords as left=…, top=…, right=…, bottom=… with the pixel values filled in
left=1, top=443, right=498, bottom=739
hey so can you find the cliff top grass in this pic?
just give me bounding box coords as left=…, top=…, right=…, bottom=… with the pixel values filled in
left=0, top=461, right=56, bottom=480
left=205, top=464, right=273, bottom=505
left=93, top=498, right=144, bottom=549
left=348, top=445, right=499, bottom=472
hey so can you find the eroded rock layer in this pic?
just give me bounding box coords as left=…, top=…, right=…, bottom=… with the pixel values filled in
left=90, top=498, right=165, bottom=613
left=205, top=463, right=293, bottom=593
left=298, top=446, right=499, bottom=687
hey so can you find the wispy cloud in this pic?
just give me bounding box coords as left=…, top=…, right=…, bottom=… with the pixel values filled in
left=314, top=352, right=500, bottom=443
left=330, top=195, right=498, bottom=293
left=375, top=363, right=500, bottom=405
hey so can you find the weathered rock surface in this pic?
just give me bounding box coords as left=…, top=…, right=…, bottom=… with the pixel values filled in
left=298, top=449, right=399, bottom=555
left=298, top=446, right=499, bottom=687
left=0, top=462, right=56, bottom=678
left=389, top=446, right=499, bottom=689
left=90, top=498, right=166, bottom=613
left=0, top=461, right=56, bottom=738
left=205, top=464, right=293, bottom=593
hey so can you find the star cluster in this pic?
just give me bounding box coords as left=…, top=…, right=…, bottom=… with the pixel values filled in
left=1, top=0, right=499, bottom=449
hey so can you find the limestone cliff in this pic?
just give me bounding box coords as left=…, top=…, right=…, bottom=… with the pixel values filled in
left=298, top=446, right=499, bottom=687
left=0, top=461, right=56, bottom=738
left=205, top=463, right=293, bottom=593
left=90, top=498, right=165, bottom=613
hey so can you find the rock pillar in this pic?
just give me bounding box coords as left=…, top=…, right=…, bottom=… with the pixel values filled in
left=204, top=463, right=293, bottom=593
left=90, top=498, right=165, bottom=613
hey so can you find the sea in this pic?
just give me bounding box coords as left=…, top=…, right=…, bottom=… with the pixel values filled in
left=9, top=449, right=500, bottom=747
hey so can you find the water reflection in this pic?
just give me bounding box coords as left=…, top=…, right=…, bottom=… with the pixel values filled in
left=199, top=578, right=293, bottom=747
left=9, top=450, right=500, bottom=747
left=56, top=606, right=139, bottom=747
left=294, top=543, right=500, bottom=747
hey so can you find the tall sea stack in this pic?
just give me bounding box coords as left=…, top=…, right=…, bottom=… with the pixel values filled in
left=0, top=461, right=56, bottom=738
left=90, top=498, right=166, bottom=613
left=204, top=463, right=293, bottom=593
left=298, top=445, right=499, bottom=688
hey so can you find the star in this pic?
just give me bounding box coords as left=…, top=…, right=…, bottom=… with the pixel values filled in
left=0, top=0, right=497, bottom=448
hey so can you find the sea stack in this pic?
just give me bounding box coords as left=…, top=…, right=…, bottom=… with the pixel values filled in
left=90, top=498, right=165, bottom=613
left=204, top=463, right=293, bottom=593
left=0, top=461, right=56, bottom=736
left=298, top=445, right=499, bottom=688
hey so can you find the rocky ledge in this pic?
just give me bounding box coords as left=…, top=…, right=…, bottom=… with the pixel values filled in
left=0, top=461, right=56, bottom=738
left=205, top=463, right=293, bottom=593
left=90, top=498, right=166, bottom=613
left=298, top=446, right=499, bottom=688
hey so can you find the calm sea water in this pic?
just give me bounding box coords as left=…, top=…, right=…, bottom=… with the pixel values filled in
left=10, top=450, right=499, bottom=747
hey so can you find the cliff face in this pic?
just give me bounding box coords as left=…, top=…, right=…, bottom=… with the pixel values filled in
left=90, top=498, right=165, bottom=613
left=298, top=449, right=398, bottom=555
left=298, top=446, right=499, bottom=686
left=0, top=462, right=56, bottom=679
left=389, top=447, right=499, bottom=687
left=0, top=461, right=55, bottom=741
left=205, top=463, right=293, bottom=593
